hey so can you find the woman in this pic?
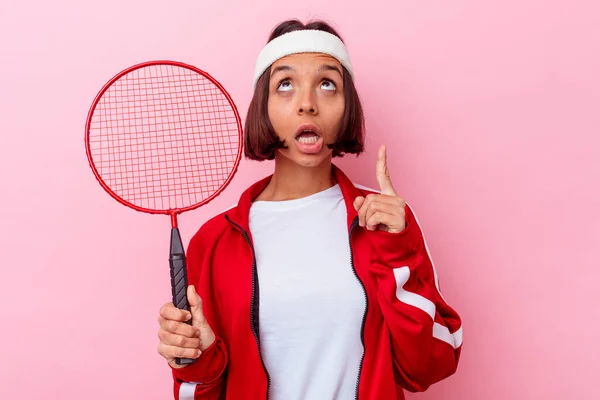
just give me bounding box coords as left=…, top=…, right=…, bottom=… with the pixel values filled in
left=157, top=19, right=463, bottom=400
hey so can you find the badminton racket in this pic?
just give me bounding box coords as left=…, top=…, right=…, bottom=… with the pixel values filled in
left=85, top=60, right=242, bottom=365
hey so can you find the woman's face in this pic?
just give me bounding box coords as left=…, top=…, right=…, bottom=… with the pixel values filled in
left=267, top=52, right=345, bottom=168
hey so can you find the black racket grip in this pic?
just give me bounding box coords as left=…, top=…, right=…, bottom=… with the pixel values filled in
left=169, top=227, right=195, bottom=366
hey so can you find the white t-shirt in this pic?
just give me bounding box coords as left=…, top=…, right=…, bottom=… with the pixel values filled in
left=249, top=183, right=366, bottom=400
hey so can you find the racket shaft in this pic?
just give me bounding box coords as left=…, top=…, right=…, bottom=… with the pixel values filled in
left=169, top=227, right=195, bottom=365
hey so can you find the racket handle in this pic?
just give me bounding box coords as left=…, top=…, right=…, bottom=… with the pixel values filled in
left=169, top=227, right=195, bottom=366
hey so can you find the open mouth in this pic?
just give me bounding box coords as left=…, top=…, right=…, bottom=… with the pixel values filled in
left=293, top=123, right=324, bottom=154
left=296, top=130, right=320, bottom=144
left=295, top=123, right=322, bottom=142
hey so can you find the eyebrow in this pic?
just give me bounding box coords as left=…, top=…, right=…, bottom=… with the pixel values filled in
left=317, top=64, right=343, bottom=77
left=271, top=65, right=295, bottom=76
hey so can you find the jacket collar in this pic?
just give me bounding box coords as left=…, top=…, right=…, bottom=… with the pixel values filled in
left=225, top=164, right=362, bottom=233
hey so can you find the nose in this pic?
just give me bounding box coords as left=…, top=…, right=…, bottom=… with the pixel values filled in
left=296, top=88, right=318, bottom=115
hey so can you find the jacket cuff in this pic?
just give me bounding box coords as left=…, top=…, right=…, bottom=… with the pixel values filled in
left=171, top=336, right=228, bottom=384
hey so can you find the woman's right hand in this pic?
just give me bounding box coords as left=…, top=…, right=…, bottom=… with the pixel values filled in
left=157, top=285, right=217, bottom=369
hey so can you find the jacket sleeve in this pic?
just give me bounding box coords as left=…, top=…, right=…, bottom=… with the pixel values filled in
left=170, top=226, right=229, bottom=400
left=368, top=202, right=463, bottom=392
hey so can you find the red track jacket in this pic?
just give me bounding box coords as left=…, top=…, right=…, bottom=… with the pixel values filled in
left=170, top=165, right=463, bottom=400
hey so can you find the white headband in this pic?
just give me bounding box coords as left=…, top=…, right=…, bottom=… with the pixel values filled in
left=252, top=29, right=354, bottom=89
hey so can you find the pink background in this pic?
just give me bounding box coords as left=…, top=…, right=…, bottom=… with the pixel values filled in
left=1, top=0, right=599, bottom=399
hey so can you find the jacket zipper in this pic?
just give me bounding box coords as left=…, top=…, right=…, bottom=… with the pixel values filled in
left=225, top=215, right=272, bottom=400
left=225, top=215, right=366, bottom=400
left=349, top=216, right=368, bottom=400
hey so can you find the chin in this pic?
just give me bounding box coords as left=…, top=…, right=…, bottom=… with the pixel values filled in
left=278, top=149, right=332, bottom=168
left=296, top=158, right=326, bottom=168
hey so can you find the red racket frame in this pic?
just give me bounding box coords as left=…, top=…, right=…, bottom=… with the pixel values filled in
left=84, top=60, right=243, bottom=228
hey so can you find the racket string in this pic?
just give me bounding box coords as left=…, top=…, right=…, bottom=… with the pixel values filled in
left=88, top=63, right=240, bottom=211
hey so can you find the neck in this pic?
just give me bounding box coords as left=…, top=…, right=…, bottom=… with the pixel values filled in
left=257, top=154, right=335, bottom=201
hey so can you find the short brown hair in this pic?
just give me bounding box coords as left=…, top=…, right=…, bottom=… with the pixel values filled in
left=244, top=19, right=366, bottom=161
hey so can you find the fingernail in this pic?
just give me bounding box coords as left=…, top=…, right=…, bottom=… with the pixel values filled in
left=185, top=313, right=191, bottom=321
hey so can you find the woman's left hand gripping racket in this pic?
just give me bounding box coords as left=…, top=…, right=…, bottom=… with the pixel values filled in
left=85, top=60, right=242, bottom=365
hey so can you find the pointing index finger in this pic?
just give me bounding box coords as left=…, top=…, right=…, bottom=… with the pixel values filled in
left=376, top=145, right=396, bottom=196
